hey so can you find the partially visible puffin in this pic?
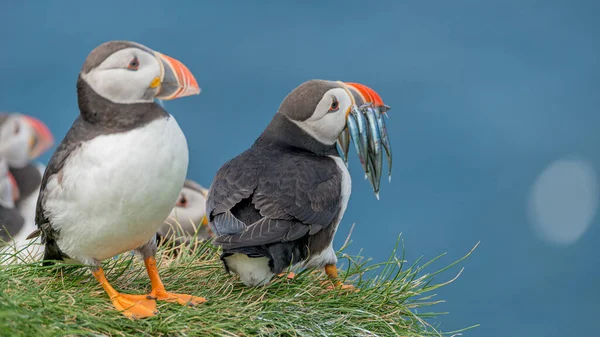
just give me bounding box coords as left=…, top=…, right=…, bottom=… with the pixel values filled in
left=0, top=113, right=54, bottom=169
left=157, top=179, right=213, bottom=248
left=206, top=80, right=391, bottom=288
left=0, top=113, right=54, bottom=261
left=0, top=158, right=24, bottom=248
left=29, top=40, right=204, bottom=319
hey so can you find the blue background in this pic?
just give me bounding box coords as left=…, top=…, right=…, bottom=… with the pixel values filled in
left=1, top=1, right=598, bottom=336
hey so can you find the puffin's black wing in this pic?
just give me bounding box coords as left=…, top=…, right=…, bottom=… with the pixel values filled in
left=34, top=116, right=104, bottom=261
left=207, top=145, right=342, bottom=250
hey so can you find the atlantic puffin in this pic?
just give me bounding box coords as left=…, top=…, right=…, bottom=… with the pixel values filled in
left=0, top=113, right=54, bottom=169
left=0, top=158, right=24, bottom=248
left=30, top=40, right=204, bottom=319
left=206, top=80, right=391, bottom=288
left=0, top=113, right=54, bottom=261
left=157, top=179, right=213, bottom=248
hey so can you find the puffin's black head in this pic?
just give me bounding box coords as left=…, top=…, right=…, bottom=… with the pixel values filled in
left=79, top=40, right=200, bottom=105
left=277, top=80, right=384, bottom=146
left=0, top=112, right=54, bottom=168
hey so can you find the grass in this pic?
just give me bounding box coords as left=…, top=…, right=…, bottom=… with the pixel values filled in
left=0, top=225, right=479, bottom=337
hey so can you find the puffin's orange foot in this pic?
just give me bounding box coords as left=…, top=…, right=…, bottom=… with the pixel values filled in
left=148, top=289, right=206, bottom=306
left=276, top=272, right=296, bottom=280
left=326, top=282, right=359, bottom=292
left=110, top=293, right=158, bottom=319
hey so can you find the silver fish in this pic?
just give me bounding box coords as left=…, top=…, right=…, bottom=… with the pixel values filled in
left=354, top=106, right=369, bottom=164
left=365, top=106, right=382, bottom=191
left=337, top=127, right=350, bottom=164
left=377, top=108, right=393, bottom=182
left=346, top=112, right=366, bottom=170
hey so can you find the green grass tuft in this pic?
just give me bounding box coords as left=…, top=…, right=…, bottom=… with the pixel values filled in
left=0, top=226, right=479, bottom=337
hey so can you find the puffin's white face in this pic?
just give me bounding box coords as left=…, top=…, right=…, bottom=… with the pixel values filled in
left=294, top=87, right=354, bottom=145
left=161, top=183, right=212, bottom=239
left=81, top=47, right=162, bottom=104
left=0, top=114, right=53, bottom=168
left=0, top=116, right=31, bottom=167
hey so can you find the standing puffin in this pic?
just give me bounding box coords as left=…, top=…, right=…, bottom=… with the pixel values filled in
left=29, top=40, right=204, bottom=319
left=206, top=80, right=389, bottom=288
left=157, top=179, right=213, bottom=248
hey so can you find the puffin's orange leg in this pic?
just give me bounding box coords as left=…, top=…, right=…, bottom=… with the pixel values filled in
left=92, top=267, right=157, bottom=319
left=276, top=271, right=296, bottom=280
left=144, top=256, right=206, bottom=306
left=324, top=264, right=357, bottom=291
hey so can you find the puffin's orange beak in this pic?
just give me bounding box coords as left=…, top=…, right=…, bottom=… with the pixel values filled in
left=7, top=172, right=20, bottom=202
left=21, top=115, right=54, bottom=160
left=343, top=82, right=385, bottom=107
left=154, top=52, right=200, bottom=100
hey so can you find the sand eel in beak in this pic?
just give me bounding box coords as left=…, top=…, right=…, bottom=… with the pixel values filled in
left=337, top=82, right=392, bottom=198
left=206, top=80, right=392, bottom=289
left=157, top=179, right=213, bottom=249
left=29, top=40, right=204, bottom=319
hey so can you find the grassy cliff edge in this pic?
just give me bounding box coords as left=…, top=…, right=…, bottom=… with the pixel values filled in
left=0, top=227, right=479, bottom=337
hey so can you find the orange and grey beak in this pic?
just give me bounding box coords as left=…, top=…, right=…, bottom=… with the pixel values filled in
left=343, top=82, right=385, bottom=108
left=338, top=82, right=392, bottom=199
left=21, top=115, right=54, bottom=160
left=7, top=172, right=20, bottom=202
left=152, top=52, right=200, bottom=100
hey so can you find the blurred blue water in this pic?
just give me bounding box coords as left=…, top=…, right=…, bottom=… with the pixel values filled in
left=1, top=1, right=598, bottom=335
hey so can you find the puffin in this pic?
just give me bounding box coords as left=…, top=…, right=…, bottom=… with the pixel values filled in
left=28, top=40, right=205, bottom=319
left=0, top=113, right=54, bottom=261
left=0, top=158, right=24, bottom=248
left=0, top=113, right=54, bottom=169
left=157, top=179, right=213, bottom=248
left=206, top=80, right=390, bottom=288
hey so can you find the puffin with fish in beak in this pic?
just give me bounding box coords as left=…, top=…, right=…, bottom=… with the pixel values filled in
left=29, top=40, right=205, bottom=319
left=206, top=80, right=392, bottom=288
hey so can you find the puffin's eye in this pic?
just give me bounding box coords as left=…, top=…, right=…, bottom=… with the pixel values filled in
left=329, top=97, right=339, bottom=112
left=13, top=122, right=20, bottom=135
left=127, top=57, right=140, bottom=70
left=176, top=194, right=188, bottom=207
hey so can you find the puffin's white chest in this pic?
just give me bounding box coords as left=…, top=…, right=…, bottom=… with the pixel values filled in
left=44, top=116, right=188, bottom=263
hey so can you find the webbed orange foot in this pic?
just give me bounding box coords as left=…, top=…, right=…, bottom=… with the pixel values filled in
left=326, top=281, right=359, bottom=292
left=92, top=267, right=158, bottom=319
left=144, top=256, right=207, bottom=307
left=323, top=263, right=359, bottom=292
left=276, top=271, right=296, bottom=280
left=110, top=293, right=158, bottom=319
left=148, top=289, right=206, bottom=306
